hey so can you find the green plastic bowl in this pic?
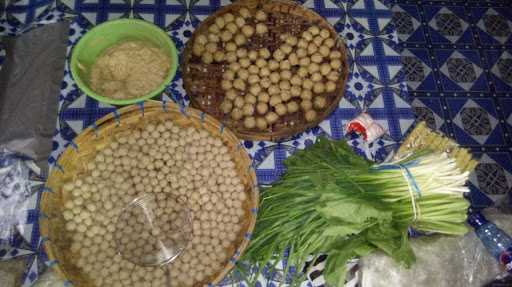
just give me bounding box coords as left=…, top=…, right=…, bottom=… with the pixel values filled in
left=70, top=19, right=178, bottom=105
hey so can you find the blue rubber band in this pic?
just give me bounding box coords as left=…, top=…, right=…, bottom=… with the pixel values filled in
left=373, top=159, right=419, bottom=170
left=46, top=260, right=58, bottom=267
left=200, top=112, right=206, bottom=123
left=113, top=109, right=121, bottom=126
left=38, top=237, right=49, bottom=250
left=92, top=122, right=99, bottom=138
left=68, top=141, right=78, bottom=151
left=219, top=123, right=225, bottom=134
left=373, top=160, right=421, bottom=197
left=42, top=186, right=53, bottom=193
left=39, top=212, right=48, bottom=219
left=399, top=164, right=421, bottom=197
left=179, top=105, right=187, bottom=115
left=138, top=102, right=145, bottom=117
left=162, top=100, right=168, bottom=112
left=55, top=163, right=64, bottom=173
left=373, top=160, right=423, bottom=221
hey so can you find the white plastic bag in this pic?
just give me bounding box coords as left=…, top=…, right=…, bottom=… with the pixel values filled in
left=32, top=269, right=66, bottom=287
left=0, top=149, right=39, bottom=241
left=359, top=209, right=512, bottom=287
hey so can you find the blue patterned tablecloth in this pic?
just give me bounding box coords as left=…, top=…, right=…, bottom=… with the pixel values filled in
left=8, top=0, right=510, bottom=286
left=390, top=0, right=512, bottom=210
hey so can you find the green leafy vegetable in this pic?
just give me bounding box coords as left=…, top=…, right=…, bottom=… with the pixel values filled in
left=240, top=137, right=470, bottom=286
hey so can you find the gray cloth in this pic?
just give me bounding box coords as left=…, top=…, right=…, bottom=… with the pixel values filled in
left=0, top=21, right=69, bottom=176
left=0, top=21, right=69, bottom=287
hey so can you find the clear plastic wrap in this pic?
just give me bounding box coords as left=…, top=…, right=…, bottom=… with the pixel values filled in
left=32, top=269, right=66, bottom=287
left=359, top=209, right=512, bottom=287
left=0, top=149, right=39, bottom=240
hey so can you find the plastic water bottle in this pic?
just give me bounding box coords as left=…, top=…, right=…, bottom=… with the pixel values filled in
left=468, top=211, right=512, bottom=272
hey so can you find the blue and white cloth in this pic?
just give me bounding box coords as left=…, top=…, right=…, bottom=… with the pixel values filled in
left=0, top=0, right=416, bottom=286
left=391, top=0, right=512, bottom=211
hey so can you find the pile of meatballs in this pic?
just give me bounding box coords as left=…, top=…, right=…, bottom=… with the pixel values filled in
left=59, top=120, right=251, bottom=287
left=191, top=7, right=344, bottom=130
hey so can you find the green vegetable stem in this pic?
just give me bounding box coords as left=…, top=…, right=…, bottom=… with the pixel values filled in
left=239, top=137, right=470, bottom=286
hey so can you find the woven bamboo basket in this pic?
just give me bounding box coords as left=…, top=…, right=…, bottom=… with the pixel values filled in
left=40, top=101, right=259, bottom=287
left=183, top=0, right=350, bottom=141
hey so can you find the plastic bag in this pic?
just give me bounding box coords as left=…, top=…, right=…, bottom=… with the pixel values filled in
left=0, top=149, right=40, bottom=240
left=0, top=21, right=68, bottom=177
left=359, top=209, right=512, bottom=287
left=32, top=269, right=66, bottom=287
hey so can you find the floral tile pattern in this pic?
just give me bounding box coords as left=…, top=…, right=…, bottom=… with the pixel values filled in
left=0, top=0, right=413, bottom=286
left=391, top=0, right=512, bottom=211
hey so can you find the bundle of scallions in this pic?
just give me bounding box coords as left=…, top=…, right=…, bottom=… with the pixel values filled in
left=239, top=137, right=470, bottom=286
